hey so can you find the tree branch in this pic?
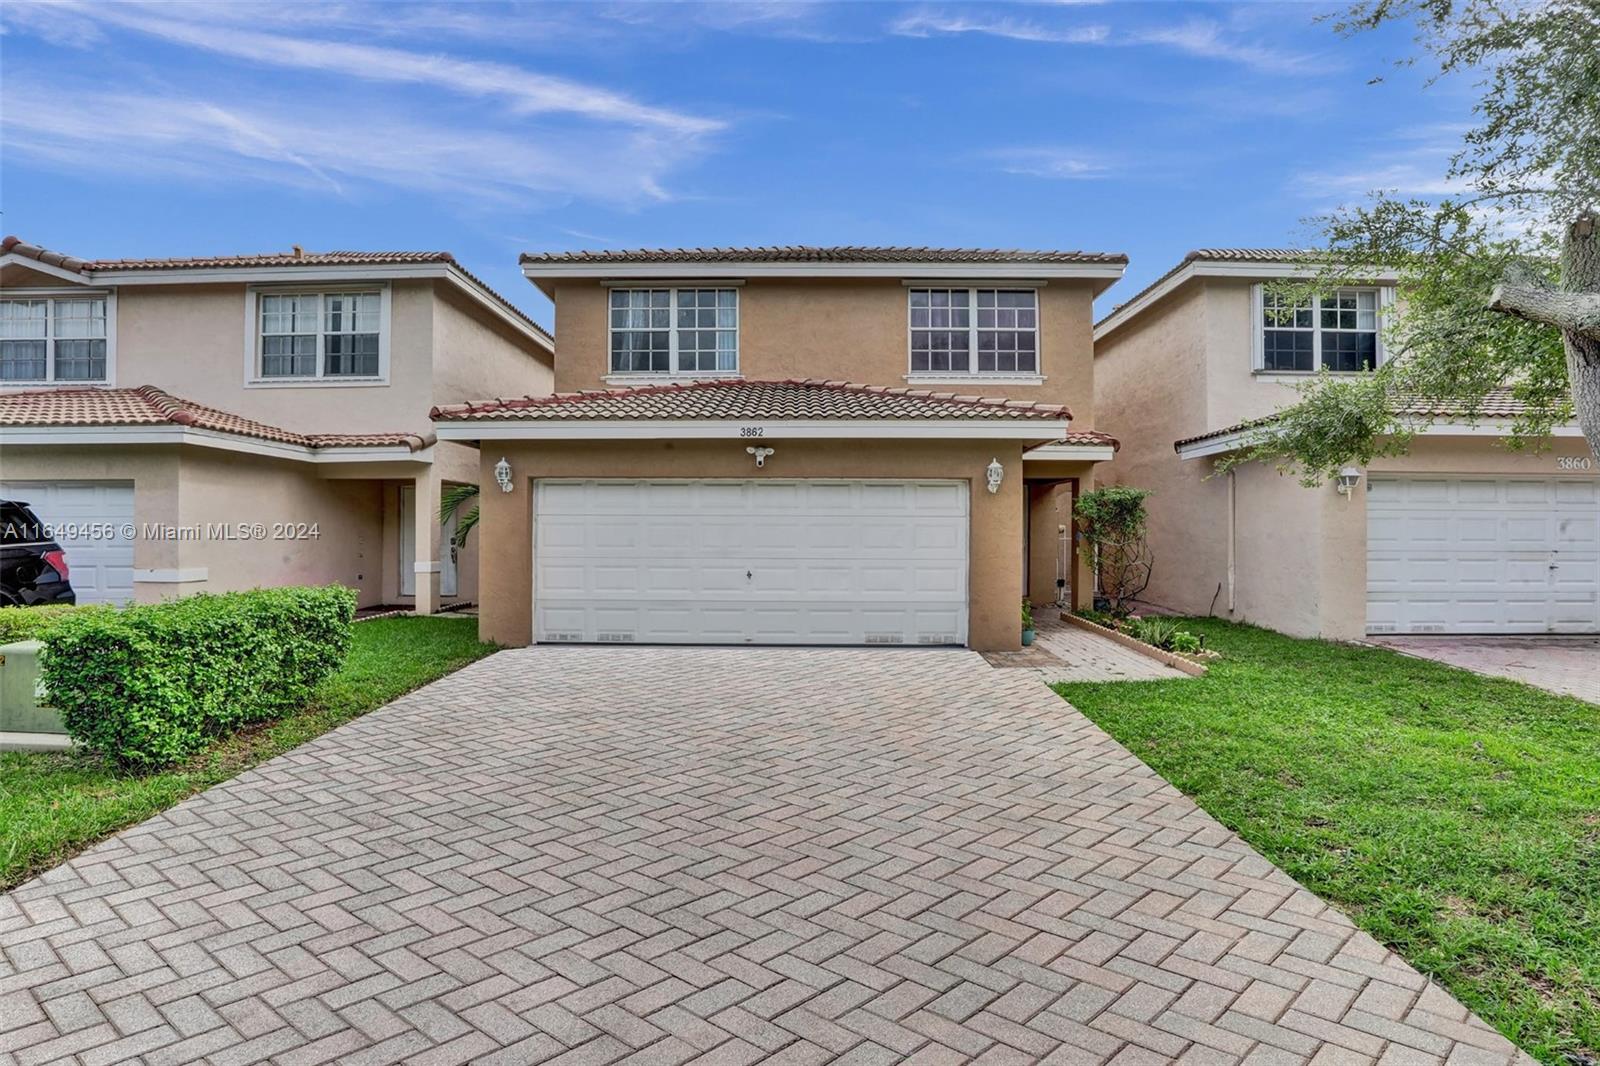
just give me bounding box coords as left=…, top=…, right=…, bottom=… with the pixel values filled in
left=1487, top=282, right=1600, bottom=339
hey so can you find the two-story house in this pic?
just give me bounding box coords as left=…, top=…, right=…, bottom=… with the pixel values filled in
left=0, top=237, right=553, bottom=612
left=433, top=246, right=1126, bottom=651
left=1094, top=249, right=1598, bottom=639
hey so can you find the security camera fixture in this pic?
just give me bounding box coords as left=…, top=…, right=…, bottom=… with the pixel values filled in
left=747, top=446, right=776, bottom=468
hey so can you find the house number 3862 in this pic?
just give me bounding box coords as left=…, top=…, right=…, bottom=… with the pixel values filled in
left=739, top=426, right=765, bottom=437
left=1557, top=456, right=1593, bottom=471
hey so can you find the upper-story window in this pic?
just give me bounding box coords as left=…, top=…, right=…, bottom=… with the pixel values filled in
left=1260, top=287, right=1381, bottom=373
left=255, top=290, right=383, bottom=380
left=909, top=288, right=1038, bottom=376
left=0, top=296, right=109, bottom=383
left=609, top=288, right=738, bottom=375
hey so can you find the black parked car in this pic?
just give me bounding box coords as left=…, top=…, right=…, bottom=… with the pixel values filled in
left=1, top=499, right=76, bottom=606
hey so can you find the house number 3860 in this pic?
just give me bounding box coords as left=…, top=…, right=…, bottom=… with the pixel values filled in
left=1557, top=456, right=1593, bottom=471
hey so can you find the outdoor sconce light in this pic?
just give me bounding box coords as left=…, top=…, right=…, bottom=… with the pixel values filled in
left=986, top=457, right=1004, bottom=494
left=747, top=446, right=776, bottom=468
left=493, top=456, right=513, bottom=493
left=1335, top=465, right=1363, bottom=497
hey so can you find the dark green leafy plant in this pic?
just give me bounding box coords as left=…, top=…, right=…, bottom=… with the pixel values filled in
left=439, top=483, right=480, bottom=551
left=0, top=604, right=98, bottom=645
left=39, top=586, right=356, bottom=770
left=1074, top=486, right=1154, bottom=613
left=1020, top=599, right=1034, bottom=631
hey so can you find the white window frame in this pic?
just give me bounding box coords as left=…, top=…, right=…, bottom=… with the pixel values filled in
left=0, top=290, right=117, bottom=389
left=906, top=286, right=1044, bottom=384
left=605, top=287, right=740, bottom=382
left=243, top=284, right=391, bottom=388
left=1251, top=284, right=1393, bottom=375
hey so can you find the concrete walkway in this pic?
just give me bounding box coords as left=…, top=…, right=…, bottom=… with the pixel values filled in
left=1369, top=634, right=1599, bottom=704
left=2, top=647, right=1528, bottom=1065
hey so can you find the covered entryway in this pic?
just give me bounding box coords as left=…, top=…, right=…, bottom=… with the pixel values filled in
left=534, top=478, right=968, bottom=645
left=0, top=480, right=134, bottom=604
left=1367, top=476, right=1599, bottom=634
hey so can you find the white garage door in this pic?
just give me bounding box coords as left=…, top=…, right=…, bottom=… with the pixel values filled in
left=535, top=479, right=969, bottom=645
left=0, top=481, right=135, bottom=605
left=1367, top=476, right=1599, bottom=634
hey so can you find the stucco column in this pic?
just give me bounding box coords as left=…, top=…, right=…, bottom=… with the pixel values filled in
left=477, top=446, right=533, bottom=646
left=1071, top=474, right=1095, bottom=612
left=412, top=471, right=441, bottom=616
left=969, top=445, right=1026, bottom=651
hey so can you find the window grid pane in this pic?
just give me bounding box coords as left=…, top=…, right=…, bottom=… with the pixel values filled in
left=0, top=301, right=48, bottom=339
left=53, top=340, right=107, bottom=381
left=975, top=289, right=1037, bottom=373
left=0, top=340, right=47, bottom=381
left=323, top=292, right=381, bottom=376
left=609, top=289, right=736, bottom=373
left=1317, top=289, right=1379, bottom=372
left=910, top=289, right=972, bottom=373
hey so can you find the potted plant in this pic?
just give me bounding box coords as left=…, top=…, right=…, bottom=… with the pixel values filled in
left=1021, top=599, right=1036, bottom=646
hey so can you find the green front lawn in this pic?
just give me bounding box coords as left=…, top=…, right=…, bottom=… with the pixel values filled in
left=1, top=614, right=497, bottom=892
left=1055, top=619, right=1599, bottom=1065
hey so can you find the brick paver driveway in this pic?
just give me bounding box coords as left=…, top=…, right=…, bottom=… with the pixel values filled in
left=1369, top=634, right=1600, bottom=704
left=2, top=648, right=1529, bottom=1066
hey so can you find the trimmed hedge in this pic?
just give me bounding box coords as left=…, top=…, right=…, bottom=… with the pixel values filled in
left=39, top=586, right=356, bottom=769
left=0, top=603, right=95, bottom=645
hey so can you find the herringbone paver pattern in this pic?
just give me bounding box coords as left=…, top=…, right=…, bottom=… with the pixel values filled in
left=1, top=648, right=1530, bottom=1065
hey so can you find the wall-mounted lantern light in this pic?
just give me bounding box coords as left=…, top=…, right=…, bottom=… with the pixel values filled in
left=494, top=456, right=514, bottom=493
left=1335, top=465, right=1362, bottom=497
left=986, top=457, right=1004, bottom=494
left=747, top=446, right=776, bottom=468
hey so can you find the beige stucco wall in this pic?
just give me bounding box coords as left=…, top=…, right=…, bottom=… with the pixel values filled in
left=473, top=439, right=1029, bottom=652
left=1180, top=435, right=1600, bottom=640
left=430, top=284, right=553, bottom=408
left=1093, top=283, right=1232, bottom=616
left=0, top=443, right=413, bottom=608
left=549, top=278, right=1100, bottom=426
left=113, top=281, right=439, bottom=435
left=1092, top=271, right=1600, bottom=639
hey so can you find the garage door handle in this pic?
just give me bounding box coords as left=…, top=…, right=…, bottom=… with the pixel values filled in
left=746, top=570, right=753, bottom=580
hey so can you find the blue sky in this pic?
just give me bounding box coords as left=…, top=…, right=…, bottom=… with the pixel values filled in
left=1, top=1, right=1473, bottom=327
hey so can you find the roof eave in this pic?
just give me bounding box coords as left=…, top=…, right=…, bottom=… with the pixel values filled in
left=434, top=417, right=1071, bottom=442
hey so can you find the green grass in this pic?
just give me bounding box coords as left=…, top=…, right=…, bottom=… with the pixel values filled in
left=1054, top=619, right=1599, bottom=1064
left=1, top=615, right=497, bottom=892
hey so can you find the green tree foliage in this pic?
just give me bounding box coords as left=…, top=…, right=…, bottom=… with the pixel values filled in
left=1240, top=0, right=1600, bottom=479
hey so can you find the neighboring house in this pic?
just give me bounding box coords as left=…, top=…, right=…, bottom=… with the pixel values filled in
left=432, top=246, right=1127, bottom=651
left=0, top=237, right=553, bottom=611
left=1094, top=248, right=1598, bottom=638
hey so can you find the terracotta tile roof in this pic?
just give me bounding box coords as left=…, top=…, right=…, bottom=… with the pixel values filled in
left=1059, top=429, right=1120, bottom=450
left=1096, top=248, right=1320, bottom=335
left=1172, top=388, right=1547, bottom=451
left=432, top=378, right=1072, bottom=423
left=0, top=386, right=432, bottom=452
left=521, top=245, right=1127, bottom=265
left=0, top=236, right=550, bottom=346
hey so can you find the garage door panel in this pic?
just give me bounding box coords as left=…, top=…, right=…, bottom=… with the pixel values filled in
left=1368, top=476, right=1598, bottom=634
left=1, top=480, right=135, bottom=605
left=535, top=479, right=969, bottom=645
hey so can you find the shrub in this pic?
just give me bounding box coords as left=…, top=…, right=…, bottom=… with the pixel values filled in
left=1021, top=599, right=1035, bottom=631
left=0, top=603, right=97, bottom=645
left=1169, top=631, right=1203, bottom=654
left=1075, top=486, right=1154, bottom=614
left=40, top=586, right=356, bottom=770
left=1128, top=616, right=1180, bottom=650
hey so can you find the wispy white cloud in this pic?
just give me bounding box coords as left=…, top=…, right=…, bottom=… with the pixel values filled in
left=7, top=1, right=722, bottom=136
left=1, top=81, right=697, bottom=207
left=1294, top=126, right=1472, bottom=200
left=889, top=10, right=1109, bottom=45
left=1130, top=20, right=1314, bottom=76
left=986, top=146, right=1114, bottom=180
left=888, top=6, right=1317, bottom=74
